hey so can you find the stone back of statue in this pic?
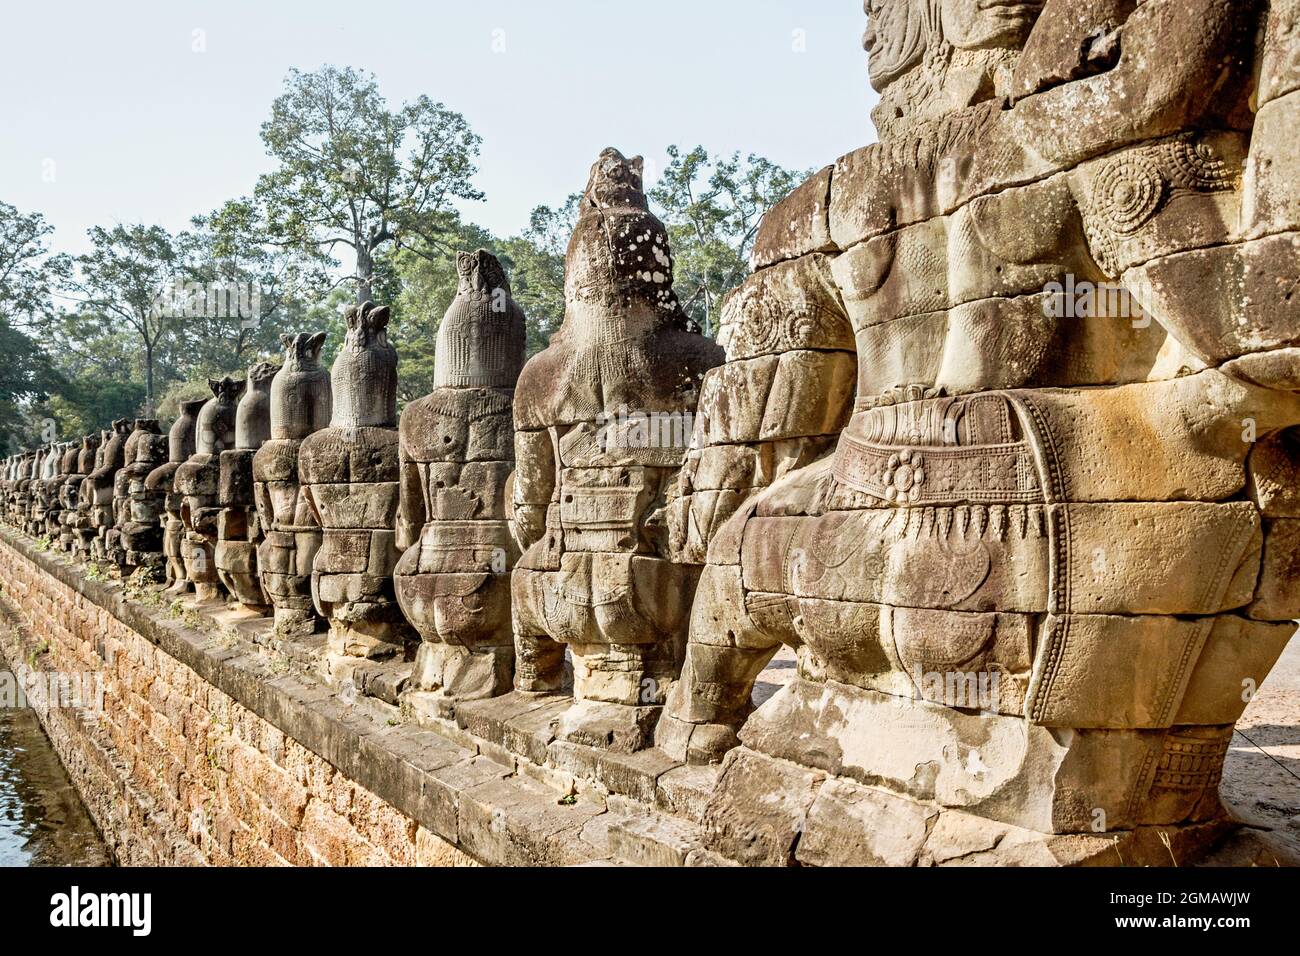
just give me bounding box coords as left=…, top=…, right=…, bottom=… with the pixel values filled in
left=107, top=419, right=161, bottom=571
left=217, top=362, right=281, bottom=612
left=147, top=398, right=205, bottom=591
left=77, top=419, right=131, bottom=561
left=234, top=361, right=279, bottom=450
left=254, top=333, right=331, bottom=636
left=330, top=302, right=398, bottom=429
left=509, top=147, right=724, bottom=751
left=433, top=250, right=527, bottom=389
left=119, top=429, right=168, bottom=577
left=396, top=250, right=525, bottom=706
left=300, top=303, right=412, bottom=671
left=654, top=0, right=1300, bottom=866
left=59, top=434, right=99, bottom=551
left=177, top=377, right=244, bottom=600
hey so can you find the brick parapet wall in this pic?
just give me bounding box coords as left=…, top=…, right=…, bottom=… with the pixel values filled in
left=0, top=527, right=620, bottom=866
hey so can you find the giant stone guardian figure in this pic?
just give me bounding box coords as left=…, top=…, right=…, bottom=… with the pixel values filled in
left=59, top=434, right=99, bottom=552
left=147, top=399, right=203, bottom=591
left=78, top=420, right=131, bottom=561
left=653, top=0, right=1300, bottom=866
left=176, top=378, right=243, bottom=600
left=106, top=419, right=162, bottom=572
left=216, top=361, right=280, bottom=613
left=300, top=302, right=413, bottom=672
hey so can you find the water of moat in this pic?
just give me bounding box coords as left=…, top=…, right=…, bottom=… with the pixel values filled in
left=0, top=649, right=110, bottom=866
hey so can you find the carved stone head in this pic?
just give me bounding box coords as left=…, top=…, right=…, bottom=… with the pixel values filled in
left=864, top=0, right=1044, bottom=137
left=331, top=301, right=398, bottom=429
left=863, top=0, right=935, bottom=92
left=169, top=399, right=206, bottom=463
left=941, top=0, right=1043, bottom=50
left=235, top=361, right=282, bottom=450
left=271, top=332, right=332, bottom=440
left=583, top=148, right=647, bottom=212
left=196, top=376, right=245, bottom=456
left=561, top=147, right=683, bottom=322
left=433, top=250, right=527, bottom=390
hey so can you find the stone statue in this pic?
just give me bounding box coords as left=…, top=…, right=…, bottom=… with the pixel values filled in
left=38, top=442, right=76, bottom=540
left=215, top=361, right=281, bottom=613
left=654, top=0, right=1300, bottom=865
left=395, top=250, right=526, bottom=706
left=176, top=378, right=243, bottom=600
left=118, top=432, right=169, bottom=577
left=106, top=420, right=161, bottom=571
left=1, top=456, right=12, bottom=522
left=253, top=333, right=332, bottom=637
left=300, top=302, right=413, bottom=673
left=59, top=434, right=99, bottom=552
left=15, top=449, right=42, bottom=534
left=146, top=399, right=204, bottom=592
left=77, top=419, right=131, bottom=561
left=510, top=148, right=723, bottom=750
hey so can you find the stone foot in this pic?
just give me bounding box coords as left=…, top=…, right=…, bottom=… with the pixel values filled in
left=555, top=699, right=662, bottom=754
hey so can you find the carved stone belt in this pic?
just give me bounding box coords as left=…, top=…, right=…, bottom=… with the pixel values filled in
left=832, top=432, right=1042, bottom=505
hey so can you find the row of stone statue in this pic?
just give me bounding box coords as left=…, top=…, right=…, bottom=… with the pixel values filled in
left=4, top=0, right=1300, bottom=856
left=2, top=147, right=720, bottom=749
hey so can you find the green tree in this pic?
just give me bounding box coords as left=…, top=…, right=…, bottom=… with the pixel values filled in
left=174, top=198, right=326, bottom=378
left=63, top=224, right=182, bottom=411
left=649, top=145, right=809, bottom=335
left=41, top=311, right=147, bottom=436
left=256, top=65, right=484, bottom=305
left=498, top=195, right=579, bottom=355
left=0, top=201, right=72, bottom=451
left=0, top=201, right=71, bottom=326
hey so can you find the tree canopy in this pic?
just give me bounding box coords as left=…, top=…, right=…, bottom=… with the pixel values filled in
left=2, top=65, right=808, bottom=451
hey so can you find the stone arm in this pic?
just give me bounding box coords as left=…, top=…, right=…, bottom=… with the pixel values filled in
left=1010, top=0, right=1251, bottom=169
left=510, top=428, right=555, bottom=552
left=300, top=481, right=323, bottom=535
left=674, top=252, right=855, bottom=563
left=396, top=443, right=424, bottom=554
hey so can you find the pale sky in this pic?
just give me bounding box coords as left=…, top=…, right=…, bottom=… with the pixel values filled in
left=2, top=0, right=879, bottom=258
